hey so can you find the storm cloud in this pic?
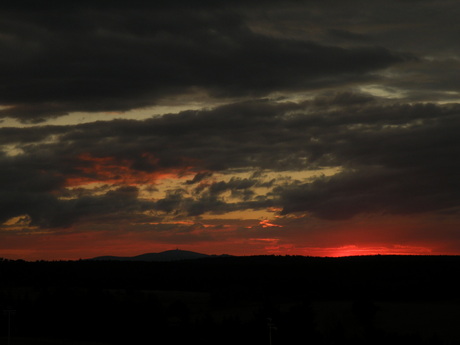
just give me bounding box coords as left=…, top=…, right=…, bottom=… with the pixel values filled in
left=0, top=1, right=407, bottom=122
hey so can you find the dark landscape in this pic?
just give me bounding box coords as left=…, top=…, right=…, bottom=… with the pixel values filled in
left=2, top=2, right=460, bottom=344
left=2, top=253, right=460, bottom=345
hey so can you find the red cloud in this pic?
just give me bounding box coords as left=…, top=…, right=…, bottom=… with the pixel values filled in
left=259, top=219, right=283, bottom=228
left=64, top=153, right=194, bottom=187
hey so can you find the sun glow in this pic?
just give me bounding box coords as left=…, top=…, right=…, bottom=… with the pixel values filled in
left=311, top=245, right=433, bottom=257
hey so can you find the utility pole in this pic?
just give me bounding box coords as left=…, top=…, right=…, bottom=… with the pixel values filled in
left=267, top=318, right=276, bottom=345
left=3, top=309, right=15, bottom=345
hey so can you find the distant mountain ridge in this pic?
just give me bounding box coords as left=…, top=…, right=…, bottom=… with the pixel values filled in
left=91, top=249, right=231, bottom=262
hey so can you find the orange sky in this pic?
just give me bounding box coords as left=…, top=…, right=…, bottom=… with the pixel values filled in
left=1, top=154, right=459, bottom=261
left=0, top=210, right=455, bottom=261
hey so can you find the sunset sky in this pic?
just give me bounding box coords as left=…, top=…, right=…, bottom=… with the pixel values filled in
left=1, top=0, right=460, bottom=260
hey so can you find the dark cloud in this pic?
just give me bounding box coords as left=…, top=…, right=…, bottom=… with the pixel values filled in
left=2, top=1, right=460, bottom=260
left=275, top=101, right=460, bottom=219
left=184, top=195, right=272, bottom=217
left=209, top=178, right=258, bottom=196
left=154, top=181, right=271, bottom=218
left=1, top=0, right=460, bottom=245
left=2, top=95, right=460, bottom=227
left=250, top=0, right=460, bottom=55
left=0, top=2, right=405, bottom=122
left=185, top=172, right=213, bottom=185
left=383, top=58, right=460, bottom=102
left=279, top=166, right=460, bottom=220
left=327, top=29, right=372, bottom=43
left=0, top=181, right=152, bottom=229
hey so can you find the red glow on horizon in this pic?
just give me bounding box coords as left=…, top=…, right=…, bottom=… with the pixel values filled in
left=1, top=211, right=455, bottom=261
left=298, top=245, right=434, bottom=257
left=0, top=237, right=443, bottom=261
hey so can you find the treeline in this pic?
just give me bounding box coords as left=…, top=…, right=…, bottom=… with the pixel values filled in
left=2, top=255, right=460, bottom=299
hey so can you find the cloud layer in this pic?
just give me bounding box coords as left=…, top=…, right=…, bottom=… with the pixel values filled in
left=2, top=96, right=460, bottom=229
left=1, top=1, right=460, bottom=259
left=0, top=1, right=408, bottom=122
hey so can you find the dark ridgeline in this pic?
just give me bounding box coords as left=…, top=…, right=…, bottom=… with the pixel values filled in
left=1, top=254, right=460, bottom=345
left=91, top=249, right=231, bottom=262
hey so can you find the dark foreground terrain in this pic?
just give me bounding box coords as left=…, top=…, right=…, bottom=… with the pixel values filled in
left=1, top=255, right=460, bottom=345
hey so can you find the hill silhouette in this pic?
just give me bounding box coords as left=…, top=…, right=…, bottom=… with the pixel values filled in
left=91, top=249, right=230, bottom=261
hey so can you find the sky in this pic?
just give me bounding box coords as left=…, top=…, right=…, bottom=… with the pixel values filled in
left=1, top=0, right=460, bottom=260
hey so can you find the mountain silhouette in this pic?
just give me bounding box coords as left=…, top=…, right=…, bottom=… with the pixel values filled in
left=91, top=249, right=230, bottom=262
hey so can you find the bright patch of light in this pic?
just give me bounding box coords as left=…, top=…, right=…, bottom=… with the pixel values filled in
left=201, top=209, right=275, bottom=220
left=269, top=91, right=316, bottom=104
left=259, top=219, right=283, bottom=228
left=2, top=144, right=25, bottom=157
left=0, top=91, right=232, bottom=128
left=301, top=245, right=433, bottom=257
left=360, top=85, right=406, bottom=99
left=1, top=215, right=42, bottom=233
